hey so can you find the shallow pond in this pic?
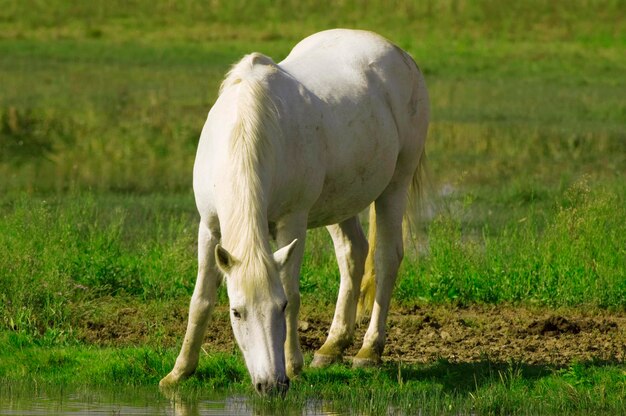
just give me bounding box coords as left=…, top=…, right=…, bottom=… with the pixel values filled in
left=0, top=386, right=342, bottom=416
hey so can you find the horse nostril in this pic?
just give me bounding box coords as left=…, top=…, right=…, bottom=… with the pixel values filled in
left=255, top=377, right=290, bottom=396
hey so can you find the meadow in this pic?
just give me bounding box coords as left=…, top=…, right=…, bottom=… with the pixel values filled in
left=1, top=1, right=625, bottom=414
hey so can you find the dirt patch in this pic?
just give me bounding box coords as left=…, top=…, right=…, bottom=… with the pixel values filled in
left=381, top=305, right=625, bottom=365
left=525, top=316, right=580, bottom=336
left=299, top=304, right=626, bottom=366
left=78, top=302, right=626, bottom=366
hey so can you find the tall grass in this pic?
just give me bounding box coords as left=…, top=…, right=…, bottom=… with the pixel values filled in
left=396, top=178, right=626, bottom=307
left=1, top=178, right=624, bottom=342
left=0, top=194, right=197, bottom=338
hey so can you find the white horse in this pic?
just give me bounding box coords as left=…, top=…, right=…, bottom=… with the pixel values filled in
left=160, top=29, right=429, bottom=394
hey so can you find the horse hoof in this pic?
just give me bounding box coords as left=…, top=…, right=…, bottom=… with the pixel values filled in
left=311, top=353, right=342, bottom=368
left=287, top=361, right=304, bottom=379
left=159, top=372, right=181, bottom=389
left=352, top=356, right=381, bottom=368
left=352, top=348, right=382, bottom=368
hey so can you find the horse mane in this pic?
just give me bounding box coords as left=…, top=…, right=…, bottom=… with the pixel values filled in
left=218, top=53, right=283, bottom=293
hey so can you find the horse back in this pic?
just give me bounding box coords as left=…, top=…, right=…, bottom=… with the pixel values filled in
left=275, top=29, right=428, bottom=227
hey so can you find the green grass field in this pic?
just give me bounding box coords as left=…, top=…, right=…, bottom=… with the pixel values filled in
left=1, top=1, right=625, bottom=414
left=3, top=332, right=626, bottom=415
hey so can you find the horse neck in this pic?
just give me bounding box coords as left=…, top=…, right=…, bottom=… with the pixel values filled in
left=218, top=105, right=275, bottom=265
left=216, top=67, right=283, bottom=266
left=220, top=188, right=272, bottom=266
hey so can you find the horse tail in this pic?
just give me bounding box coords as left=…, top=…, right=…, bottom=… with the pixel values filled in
left=356, top=204, right=377, bottom=323
left=356, top=65, right=430, bottom=323
left=404, top=65, right=430, bottom=241
left=404, top=150, right=428, bottom=242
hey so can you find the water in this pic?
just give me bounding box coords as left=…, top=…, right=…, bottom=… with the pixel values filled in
left=0, top=386, right=343, bottom=416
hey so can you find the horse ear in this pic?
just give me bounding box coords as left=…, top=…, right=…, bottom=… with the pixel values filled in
left=215, top=244, right=237, bottom=274
left=273, top=239, right=298, bottom=269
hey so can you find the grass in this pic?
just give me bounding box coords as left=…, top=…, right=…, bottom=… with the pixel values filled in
left=1, top=182, right=624, bottom=340
left=397, top=178, right=626, bottom=307
left=1, top=0, right=625, bottom=414
left=1, top=331, right=625, bottom=414
left=0, top=194, right=196, bottom=336
left=1, top=2, right=624, bottom=193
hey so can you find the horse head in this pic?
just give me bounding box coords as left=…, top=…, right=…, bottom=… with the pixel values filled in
left=214, top=239, right=298, bottom=395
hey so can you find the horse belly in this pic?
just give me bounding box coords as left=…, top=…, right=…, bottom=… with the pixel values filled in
left=306, top=139, right=398, bottom=228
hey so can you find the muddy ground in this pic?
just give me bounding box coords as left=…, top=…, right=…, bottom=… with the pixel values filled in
left=81, top=302, right=626, bottom=366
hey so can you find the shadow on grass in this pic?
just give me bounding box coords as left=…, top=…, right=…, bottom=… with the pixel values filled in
left=390, top=358, right=554, bottom=393
left=306, top=356, right=624, bottom=394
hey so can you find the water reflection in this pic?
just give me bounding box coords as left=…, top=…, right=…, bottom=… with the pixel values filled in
left=0, top=386, right=342, bottom=416
left=163, top=389, right=341, bottom=416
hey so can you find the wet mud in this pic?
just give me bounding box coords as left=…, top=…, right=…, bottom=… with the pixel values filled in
left=80, top=303, right=626, bottom=366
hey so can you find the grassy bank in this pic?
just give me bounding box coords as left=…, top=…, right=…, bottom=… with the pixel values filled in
left=2, top=331, right=625, bottom=415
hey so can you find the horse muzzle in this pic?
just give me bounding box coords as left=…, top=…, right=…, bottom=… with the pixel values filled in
left=254, top=376, right=290, bottom=396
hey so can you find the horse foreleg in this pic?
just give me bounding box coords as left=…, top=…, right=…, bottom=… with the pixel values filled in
left=160, top=220, right=220, bottom=387
left=275, top=214, right=308, bottom=379
left=353, top=189, right=405, bottom=367
left=311, top=217, right=368, bottom=367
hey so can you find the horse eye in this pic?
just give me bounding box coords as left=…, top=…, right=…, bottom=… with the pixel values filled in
left=232, top=309, right=241, bottom=319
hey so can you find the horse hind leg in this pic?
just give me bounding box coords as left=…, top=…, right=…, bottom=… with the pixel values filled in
left=311, top=216, right=368, bottom=367
left=160, top=220, right=220, bottom=388
left=356, top=204, right=377, bottom=323
left=353, top=188, right=406, bottom=367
